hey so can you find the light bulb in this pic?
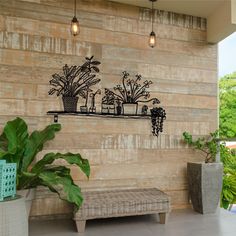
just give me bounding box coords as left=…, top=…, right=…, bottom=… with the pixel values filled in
left=149, top=31, right=156, bottom=48
left=71, top=16, right=79, bottom=36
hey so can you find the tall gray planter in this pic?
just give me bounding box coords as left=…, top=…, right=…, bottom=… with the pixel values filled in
left=187, top=162, right=223, bottom=214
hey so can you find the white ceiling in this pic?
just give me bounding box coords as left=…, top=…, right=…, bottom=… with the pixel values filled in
left=109, top=0, right=225, bottom=18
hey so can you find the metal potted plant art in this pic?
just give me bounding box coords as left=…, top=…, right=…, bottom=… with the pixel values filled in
left=48, top=56, right=101, bottom=112
left=100, top=71, right=166, bottom=137
left=101, top=89, right=116, bottom=114
left=89, top=89, right=101, bottom=113
left=103, top=71, right=160, bottom=115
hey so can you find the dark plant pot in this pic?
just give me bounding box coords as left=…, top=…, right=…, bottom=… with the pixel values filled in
left=187, top=162, right=223, bottom=214
left=62, top=97, right=78, bottom=112
left=116, top=105, right=122, bottom=115
left=122, top=103, right=138, bottom=115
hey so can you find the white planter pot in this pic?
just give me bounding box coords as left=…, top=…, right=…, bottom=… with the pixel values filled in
left=17, top=188, right=36, bottom=217
left=0, top=196, right=28, bottom=236
left=122, top=103, right=138, bottom=115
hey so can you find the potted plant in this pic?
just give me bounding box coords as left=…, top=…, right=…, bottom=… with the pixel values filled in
left=0, top=117, right=90, bottom=216
left=80, top=86, right=89, bottom=113
left=104, top=71, right=159, bottom=115
left=101, top=89, right=116, bottom=114
left=182, top=131, right=223, bottom=214
left=48, top=56, right=101, bottom=112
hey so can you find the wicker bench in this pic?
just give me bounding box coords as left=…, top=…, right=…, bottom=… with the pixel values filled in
left=73, top=188, right=170, bottom=233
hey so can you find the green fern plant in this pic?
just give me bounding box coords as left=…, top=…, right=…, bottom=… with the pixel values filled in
left=0, top=117, right=90, bottom=209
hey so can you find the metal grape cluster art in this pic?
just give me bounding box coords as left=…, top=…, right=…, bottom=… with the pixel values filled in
left=150, top=107, right=166, bottom=136
left=48, top=58, right=166, bottom=137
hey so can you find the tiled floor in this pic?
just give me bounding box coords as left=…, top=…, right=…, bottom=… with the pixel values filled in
left=230, top=205, right=236, bottom=213
left=30, top=209, right=236, bottom=236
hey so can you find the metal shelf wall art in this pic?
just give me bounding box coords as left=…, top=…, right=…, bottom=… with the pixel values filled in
left=48, top=59, right=166, bottom=137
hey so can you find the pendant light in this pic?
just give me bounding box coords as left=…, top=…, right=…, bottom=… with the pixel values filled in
left=149, top=0, right=157, bottom=48
left=71, top=0, right=80, bottom=36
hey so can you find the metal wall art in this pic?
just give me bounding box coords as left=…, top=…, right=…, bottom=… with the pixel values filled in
left=48, top=66, right=166, bottom=137
left=89, top=89, right=101, bottom=113
left=150, top=107, right=166, bottom=136
left=101, top=71, right=160, bottom=116
left=48, top=56, right=101, bottom=112
left=101, top=89, right=116, bottom=114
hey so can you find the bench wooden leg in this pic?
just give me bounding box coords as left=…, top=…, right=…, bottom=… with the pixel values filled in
left=75, top=220, right=86, bottom=233
left=159, top=213, right=168, bottom=224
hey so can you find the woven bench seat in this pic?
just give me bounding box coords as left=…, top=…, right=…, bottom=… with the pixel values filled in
left=73, top=188, right=171, bottom=233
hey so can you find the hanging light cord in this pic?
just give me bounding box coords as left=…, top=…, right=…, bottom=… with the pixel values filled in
left=74, top=0, right=76, bottom=17
left=151, top=0, right=154, bottom=32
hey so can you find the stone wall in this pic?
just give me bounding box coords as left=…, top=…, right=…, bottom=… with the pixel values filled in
left=0, top=0, right=218, bottom=217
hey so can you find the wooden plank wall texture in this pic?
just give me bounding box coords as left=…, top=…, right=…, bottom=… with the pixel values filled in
left=0, top=0, right=218, bottom=217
